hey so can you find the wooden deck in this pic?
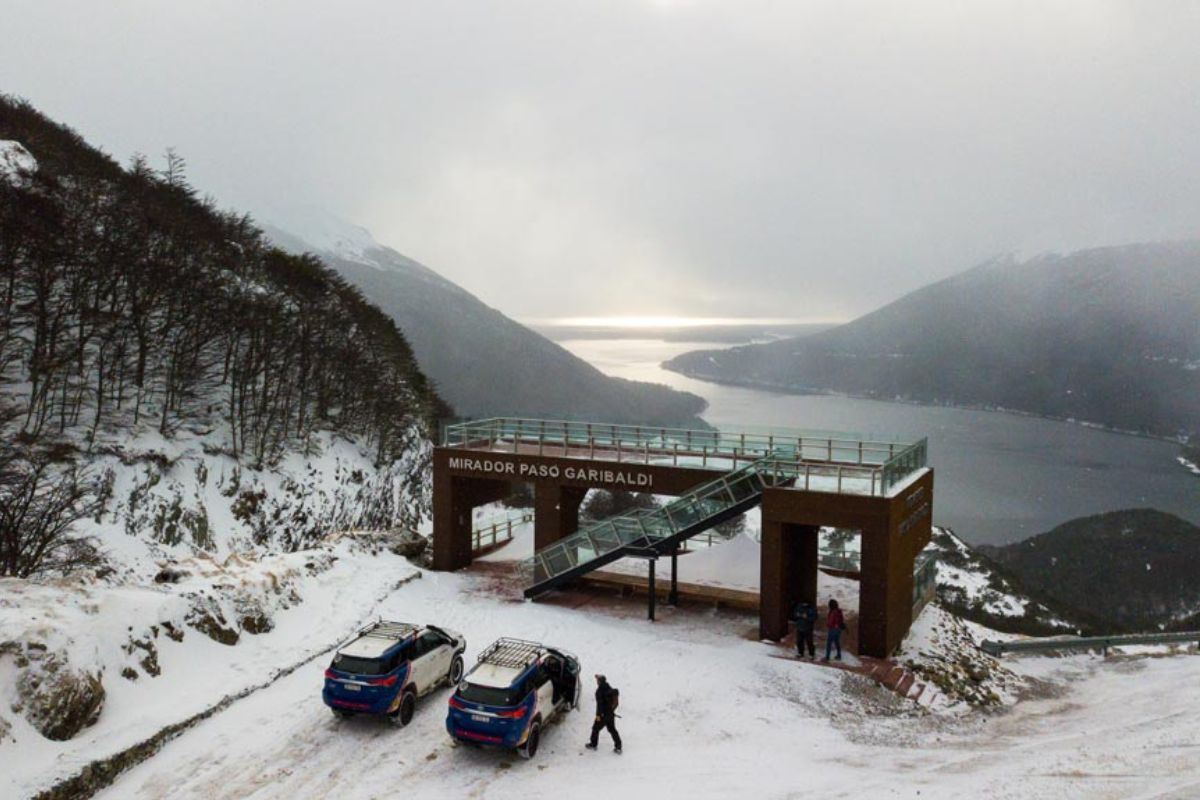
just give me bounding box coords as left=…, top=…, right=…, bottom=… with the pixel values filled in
left=581, top=570, right=761, bottom=611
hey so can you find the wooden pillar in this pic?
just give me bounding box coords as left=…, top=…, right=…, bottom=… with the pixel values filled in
left=533, top=483, right=588, bottom=551
left=431, top=472, right=509, bottom=572
left=857, top=521, right=895, bottom=657
left=859, top=470, right=934, bottom=657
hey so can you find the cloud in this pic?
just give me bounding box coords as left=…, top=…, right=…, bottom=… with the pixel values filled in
left=4, top=0, right=1198, bottom=320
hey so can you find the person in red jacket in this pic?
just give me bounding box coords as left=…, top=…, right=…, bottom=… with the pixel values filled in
left=823, top=598, right=845, bottom=662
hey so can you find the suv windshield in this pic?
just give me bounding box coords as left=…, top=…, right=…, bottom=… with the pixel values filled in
left=457, top=682, right=523, bottom=707
left=331, top=653, right=387, bottom=675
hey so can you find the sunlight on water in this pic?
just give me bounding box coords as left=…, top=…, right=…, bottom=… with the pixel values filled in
left=525, top=316, right=832, bottom=328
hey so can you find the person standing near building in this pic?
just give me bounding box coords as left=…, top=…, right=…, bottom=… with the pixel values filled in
left=585, top=673, right=622, bottom=753
left=792, top=600, right=817, bottom=659
left=823, top=598, right=845, bottom=661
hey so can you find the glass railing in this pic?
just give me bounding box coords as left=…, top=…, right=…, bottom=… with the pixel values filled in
left=881, top=438, right=928, bottom=494
left=818, top=547, right=861, bottom=573
left=912, top=550, right=938, bottom=614
left=445, top=417, right=914, bottom=468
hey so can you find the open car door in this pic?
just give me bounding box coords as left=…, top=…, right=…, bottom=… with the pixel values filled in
left=546, top=647, right=582, bottom=710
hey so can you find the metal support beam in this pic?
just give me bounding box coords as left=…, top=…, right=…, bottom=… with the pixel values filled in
left=648, top=558, right=657, bottom=621
left=669, top=551, right=679, bottom=606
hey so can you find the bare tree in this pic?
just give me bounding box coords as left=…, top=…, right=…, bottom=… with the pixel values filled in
left=0, top=443, right=101, bottom=578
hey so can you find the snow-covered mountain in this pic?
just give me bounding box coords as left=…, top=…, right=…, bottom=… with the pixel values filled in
left=930, top=528, right=1077, bottom=635
left=262, top=212, right=707, bottom=425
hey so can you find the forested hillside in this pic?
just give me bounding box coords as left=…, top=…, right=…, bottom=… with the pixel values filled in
left=981, top=509, right=1200, bottom=633
left=666, top=244, right=1200, bottom=438
left=0, top=97, right=446, bottom=574
left=263, top=218, right=706, bottom=425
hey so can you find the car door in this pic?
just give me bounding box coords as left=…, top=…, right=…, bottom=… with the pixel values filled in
left=567, top=656, right=581, bottom=709
left=411, top=632, right=449, bottom=695
left=547, top=649, right=581, bottom=709
left=424, top=631, right=452, bottom=684
left=531, top=662, right=555, bottom=719
left=406, top=634, right=432, bottom=694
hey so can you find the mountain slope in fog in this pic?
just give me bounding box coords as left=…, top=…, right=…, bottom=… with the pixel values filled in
left=265, top=217, right=705, bottom=425
left=981, top=509, right=1200, bottom=632
left=666, top=242, right=1200, bottom=437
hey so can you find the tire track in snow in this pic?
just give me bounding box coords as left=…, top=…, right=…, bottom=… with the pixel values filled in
left=32, top=572, right=424, bottom=800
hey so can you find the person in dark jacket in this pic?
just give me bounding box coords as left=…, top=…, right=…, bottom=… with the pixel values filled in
left=823, top=598, right=845, bottom=661
left=584, top=673, right=622, bottom=753
left=792, top=600, right=817, bottom=658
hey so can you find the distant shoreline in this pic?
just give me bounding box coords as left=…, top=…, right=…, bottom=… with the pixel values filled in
left=663, top=364, right=1192, bottom=450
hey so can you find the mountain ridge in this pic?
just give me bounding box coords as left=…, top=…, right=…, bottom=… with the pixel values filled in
left=665, top=242, right=1200, bottom=438
left=263, top=215, right=707, bottom=426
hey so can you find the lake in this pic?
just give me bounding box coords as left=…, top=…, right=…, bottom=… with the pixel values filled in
left=548, top=333, right=1199, bottom=547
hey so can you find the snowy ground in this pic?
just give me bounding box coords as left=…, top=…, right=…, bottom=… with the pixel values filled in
left=66, top=565, right=1200, bottom=800
left=1, top=537, right=419, bottom=799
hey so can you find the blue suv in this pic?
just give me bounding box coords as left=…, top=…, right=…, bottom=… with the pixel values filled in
left=447, top=638, right=580, bottom=759
left=324, top=621, right=465, bottom=726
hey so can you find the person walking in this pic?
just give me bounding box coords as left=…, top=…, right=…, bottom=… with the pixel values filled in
left=822, top=598, right=845, bottom=662
left=792, top=600, right=817, bottom=659
left=585, top=673, right=622, bottom=754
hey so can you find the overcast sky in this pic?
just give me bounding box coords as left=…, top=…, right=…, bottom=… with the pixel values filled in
left=4, top=1, right=1199, bottom=321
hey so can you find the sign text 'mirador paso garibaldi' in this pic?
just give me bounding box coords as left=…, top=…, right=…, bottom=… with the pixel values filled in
left=446, top=455, right=654, bottom=488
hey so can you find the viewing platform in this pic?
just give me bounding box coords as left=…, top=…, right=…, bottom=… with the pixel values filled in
left=433, top=416, right=934, bottom=657
left=441, top=417, right=928, bottom=498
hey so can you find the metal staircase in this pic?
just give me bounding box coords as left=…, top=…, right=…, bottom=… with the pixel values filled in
left=519, top=456, right=791, bottom=597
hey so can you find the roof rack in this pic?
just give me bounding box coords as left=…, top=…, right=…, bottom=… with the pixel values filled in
left=357, top=620, right=419, bottom=643
left=477, top=637, right=543, bottom=669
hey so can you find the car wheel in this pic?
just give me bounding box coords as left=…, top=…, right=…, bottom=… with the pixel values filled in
left=391, top=691, right=416, bottom=727
left=448, top=654, right=464, bottom=685
left=518, top=721, right=541, bottom=760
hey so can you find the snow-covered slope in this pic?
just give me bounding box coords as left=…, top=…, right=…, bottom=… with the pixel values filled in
left=28, top=563, right=1196, bottom=800
left=1, top=533, right=421, bottom=798
left=929, top=527, right=1076, bottom=634
left=83, top=427, right=430, bottom=575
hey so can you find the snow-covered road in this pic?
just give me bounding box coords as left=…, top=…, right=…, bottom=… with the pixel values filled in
left=92, top=569, right=1200, bottom=800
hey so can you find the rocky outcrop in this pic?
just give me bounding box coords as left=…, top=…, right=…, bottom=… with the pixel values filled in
left=385, top=528, right=429, bottom=560
left=13, top=649, right=105, bottom=741
left=185, top=597, right=239, bottom=646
